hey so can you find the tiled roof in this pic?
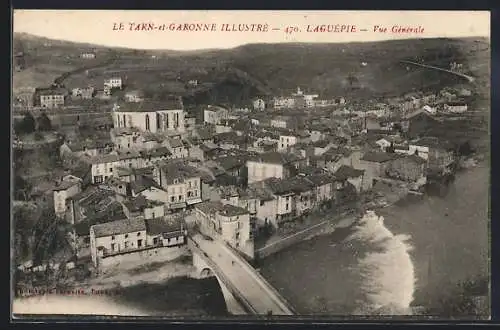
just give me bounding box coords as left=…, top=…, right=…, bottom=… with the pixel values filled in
left=52, top=180, right=79, bottom=192
left=123, top=195, right=164, bottom=212
left=89, top=154, right=120, bottom=165
left=92, top=218, right=146, bottom=238
left=334, top=165, right=365, bottom=180
left=248, top=151, right=302, bottom=165
left=195, top=201, right=248, bottom=217
left=117, top=150, right=142, bottom=160
left=168, top=138, right=184, bottom=148
left=37, top=87, right=67, bottom=96
left=361, top=152, right=400, bottom=163
left=404, top=154, right=427, bottom=164
left=114, top=98, right=183, bottom=112
left=141, top=146, right=172, bottom=158
left=130, top=176, right=163, bottom=194
left=145, top=216, right=184, bottom=235
left=305, top=173, right=336, bottom=186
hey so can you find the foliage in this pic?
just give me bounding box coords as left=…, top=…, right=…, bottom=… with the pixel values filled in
left=37, top=113, right=53, bottom=131
left=426, top=275, right=490, bottom=318
left=15, top=112, right=36, bottom=135
left=14, top=205, right=71, bottom=267
left=14, top=175, right=31, bottom=201
left=33, top=131, right=44, bottom=141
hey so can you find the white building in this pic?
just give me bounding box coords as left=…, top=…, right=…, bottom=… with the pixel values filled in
left=246, top=152, right=300, bottom=184
left=153, top=162, right=203, bottom=211
left=80, top=52, right=96, bottom=59
left=53, top=177, right=82, bottom=217
left=90, top=216, right=187, bottom=267
left=194, top=201, right=254, bottom=259
left=203, top=105, right=229, bottom=125
left=124, top=90, right=144, bottom=103
left=39, top=88, right=66, bottom=108
left=104, top=77, right=123, bottom=89
left=444, top=102, right=468, bottom=114
left=278, top=133, right=298, bottom=152
left=273, top=97, right=296, bottom=109
left=90, top=154, right=120, bottom=184
left=112, top=100, right=186, bottom=134
left=252, top=98, right=266, bottom=111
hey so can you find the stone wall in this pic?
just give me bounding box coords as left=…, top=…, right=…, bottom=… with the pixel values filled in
left=255, top=216, right=355, bottom=259
left=98, top=245, right=189, bottom=269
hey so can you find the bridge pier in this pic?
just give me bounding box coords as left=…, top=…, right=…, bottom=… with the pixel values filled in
left=191, top=252, right=247, bottom=315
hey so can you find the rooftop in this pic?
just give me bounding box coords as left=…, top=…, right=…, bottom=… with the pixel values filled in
left=195, top=201, right=249, bottom=217
left=123, top=195, right=164, bottom=212
left=130, top=176, right=163, bottom=194
left=140, top=146, right=172, bottom=158
left=361, top=151, right=401, bottom=163
left=114, top=99, right=183, bottom=113
left=36, top=87, right=67, bottom=96
left=52, top=180, right=80, bottom=192
left=92, top=218, right=146, bottom=238
left=334, top=165, right=365, bottom=180
left=145, top=216, right=184, bottom=235
left=248, top=151, right=302, bottom=165
left=89, top=153, right=120, bottom=165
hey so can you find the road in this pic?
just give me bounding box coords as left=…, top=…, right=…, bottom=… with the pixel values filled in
left=191, top=234, right=294, bottom=315
left=401, top=60, right=475, bottom=83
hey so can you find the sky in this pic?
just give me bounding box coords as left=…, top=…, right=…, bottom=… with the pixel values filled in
left=13, top=10, right=490, bottom=51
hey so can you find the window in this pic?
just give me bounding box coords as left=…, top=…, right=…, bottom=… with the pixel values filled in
left=137, top=232, right=141, bottom=236
left=125, top=234, right=128, bottom=238
left=109, top=168, right=113, bottom=172
left=171, top=196, right=175, bottom=202
left=285, top=203, right=289, bottom=211
left=145, top=114, right=150, bottom=131
left=153, top=237, right=160, bottom=245
left=111, top=243, right=116, bottom=251
left=111, top=235, right=115, bottom=240
left=137, top=239, right=143, bottom=247
left=178, top=195, right=183, bottom=201
left=124, top=241, right=129, bottom=249
left=123, top=115, right=126, bottom=128
left=152, top=212, right=155, bottom=218
left=260, top=200, right=265, bottom=206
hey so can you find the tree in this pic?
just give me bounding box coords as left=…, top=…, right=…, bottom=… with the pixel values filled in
left=16, top=112, right=36, bottom=135
left=14, top=175, right=30, bottom=201
left=37, top=113, right=52, bottom=131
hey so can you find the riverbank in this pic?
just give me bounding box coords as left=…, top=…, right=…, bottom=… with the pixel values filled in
left=14, top=255, right=229, bottom=317
left=258, top=164, right=489, bottom=317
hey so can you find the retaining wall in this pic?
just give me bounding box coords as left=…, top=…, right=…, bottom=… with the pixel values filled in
left=255, top=214, right=356, bottom=259
left=99, top=245, right=189, bottom=269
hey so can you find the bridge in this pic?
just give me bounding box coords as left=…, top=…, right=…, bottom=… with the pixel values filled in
left=188, top=234, right=295, bottom=316
left=401, top=60, right=476, bottom=83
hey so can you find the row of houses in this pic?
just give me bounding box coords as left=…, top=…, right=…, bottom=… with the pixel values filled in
left=250, top=87, right=346, bottom=111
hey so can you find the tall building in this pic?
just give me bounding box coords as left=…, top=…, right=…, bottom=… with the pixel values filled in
left=112, top=99, right=186, bottom=134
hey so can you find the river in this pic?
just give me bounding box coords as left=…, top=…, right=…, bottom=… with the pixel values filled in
left=259, top=163, right=489, bottom=316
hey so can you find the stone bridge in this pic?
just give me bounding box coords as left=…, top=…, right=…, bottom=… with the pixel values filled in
left=188, top=235, right=295, bottom=316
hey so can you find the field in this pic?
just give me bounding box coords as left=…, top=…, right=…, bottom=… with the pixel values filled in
left=13, top=33, right=490, bottom=107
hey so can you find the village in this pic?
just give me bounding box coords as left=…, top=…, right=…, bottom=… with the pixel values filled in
left=12, top=47, right=481, bottom=299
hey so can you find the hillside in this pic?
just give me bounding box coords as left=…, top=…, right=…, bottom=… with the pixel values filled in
left=13, top=33, right=490, bottom=104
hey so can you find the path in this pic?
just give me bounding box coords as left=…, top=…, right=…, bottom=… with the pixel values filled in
left=401, top=60, right=475, bottom=83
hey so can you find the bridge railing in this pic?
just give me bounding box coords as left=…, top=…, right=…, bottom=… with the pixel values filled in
left=187, top=238, right=258, bottom=315
left=219, top=241, right=296, bottom=315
